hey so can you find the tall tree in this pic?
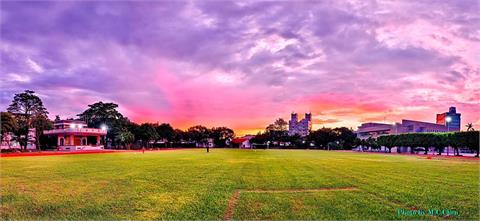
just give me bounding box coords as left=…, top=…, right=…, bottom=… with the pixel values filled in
left=266, top=118, right=288, bottom=132
left=7, top=90, right=49, bottom=151
left=78, top=102, right=125, bottom=148
left=77, top=102, right=124, bottom=127
left=265, top=118, right=288, bottom=141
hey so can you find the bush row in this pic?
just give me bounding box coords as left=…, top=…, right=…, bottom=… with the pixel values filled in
left=376, top=131, right=479, bottom=156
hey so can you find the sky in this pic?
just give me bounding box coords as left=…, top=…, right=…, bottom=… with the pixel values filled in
left=1, top=0, right=479, bottom=135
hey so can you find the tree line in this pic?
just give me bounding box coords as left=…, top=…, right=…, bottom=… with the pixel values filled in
left=2, top=90, right=478, bottom=156
left=1, top=90, right=235, bottom=151
left=248, top=118, right=479, bottom=157
left=375, top=132, right=479, bottom=157
left=249, top=118, right=357, bottom=149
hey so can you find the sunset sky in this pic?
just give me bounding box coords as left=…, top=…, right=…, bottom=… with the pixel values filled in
left=1, top=1, right=479, bottom=135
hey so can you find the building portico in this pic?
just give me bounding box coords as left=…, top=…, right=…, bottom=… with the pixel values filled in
left=44, top=120, right=107, bottom=151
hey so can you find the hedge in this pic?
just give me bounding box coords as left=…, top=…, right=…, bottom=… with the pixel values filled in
left=376, top=131, right=479, bottom=157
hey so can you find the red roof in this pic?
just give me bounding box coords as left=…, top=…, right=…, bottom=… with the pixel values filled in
left=232, top=138, right=247, bottom=144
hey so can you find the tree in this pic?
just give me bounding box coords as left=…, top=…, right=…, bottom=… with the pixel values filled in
left=249, top=132, right=270, bottom=148
left=333, top=127, right=356, bottom=149
left=466, top=131, right=479, bottom=157
left=78, top=102, right=126, bottom=148
left=171, top=129, right=185, bottom=144
left=270, top=118, right=288, bottom=131
left=186, top=125, right=211, bottom=150
left=115, top=130, right=135, bottom=149
left=1, top=112, right=18, bottom=148
left=465, top=123, right=475, bottom=131
left=211, top=127, right=235, bottom=147
left=77, top=102, right=124, bottom=127
left=377, top=135, right=396, bottom=153
left=455, top=131, right=479, bottom=157
left=265, top=118, right=288, bottom=140
left=31, top=115, right=53, bottom=150
left=307, top=128, right=336, bottom=149
left=107, top=117, right=135, bottom=148
left=7, top=90, right=49, bottom=151
left=136, top=123, right=159, bottom=148
left=156, top=123, right=175, bottom=147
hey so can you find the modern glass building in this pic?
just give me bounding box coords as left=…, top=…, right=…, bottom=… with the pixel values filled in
left=436, top=107, right=461, bottom=131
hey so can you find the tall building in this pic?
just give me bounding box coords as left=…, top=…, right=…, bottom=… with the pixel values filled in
left=288, top=112, right=312, bottom=137
left=436, top=107, right=461, bottom=131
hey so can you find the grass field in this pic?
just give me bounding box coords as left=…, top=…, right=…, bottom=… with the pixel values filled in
left=1, top=149, right=479, bottom=220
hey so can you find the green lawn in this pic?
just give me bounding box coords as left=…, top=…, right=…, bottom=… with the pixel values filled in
left=1, top=149, right=479, bottom=220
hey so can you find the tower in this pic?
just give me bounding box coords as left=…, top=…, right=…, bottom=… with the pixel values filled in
left=289, top=112, right=298, bottom=133
left=305, top=113, right=312, bottom=121
left=291, top=112, right=298, bottom=122
left=288, top=112, right=312, bottom=137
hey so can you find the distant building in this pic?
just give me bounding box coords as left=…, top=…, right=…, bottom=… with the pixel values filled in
left=436, top=107, right=461, bottom=131
left=1, top=128, right=36, bottom=150
left=397, top=119, right=449, bottom=133
left=231, top=135, right=255, bottom=149
left=288, top=112, right=312, bottom=137
left=43, top=119, right=107, bottom=151
left=356, top=107, right=462, bottom=139
left=356, top=123, right=394, bottom=139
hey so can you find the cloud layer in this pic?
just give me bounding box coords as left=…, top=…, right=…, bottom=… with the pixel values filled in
left=1, top=1, right=479, bottom=134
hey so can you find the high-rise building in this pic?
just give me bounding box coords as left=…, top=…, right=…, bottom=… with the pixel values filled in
left=436, top=107, right=461, bottom=131
left=288, top=112, right=312, bottom=137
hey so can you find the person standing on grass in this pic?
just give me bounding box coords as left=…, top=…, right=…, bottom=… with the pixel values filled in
left=206, top=145, right=209, bottom=153
left=142, top=147, right=145, bottom=154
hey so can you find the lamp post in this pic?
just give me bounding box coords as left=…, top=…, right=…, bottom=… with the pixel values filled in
left=446, top=116, right=452, bottom=132
left=446, top=117, right=452, bottom=156
left=101, top=124, right=108, bottom=149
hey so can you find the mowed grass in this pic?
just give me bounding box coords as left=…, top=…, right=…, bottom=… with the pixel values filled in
left=0, top=149, right=479, bottom=220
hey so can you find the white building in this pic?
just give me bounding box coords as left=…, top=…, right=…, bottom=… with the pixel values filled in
left=43, top=119, right=107, bottom=151
left=232, top=135, right=255, bottom=148
left=0, top=128, right=36, bottom=150
left=356, top=119, right=450, bottom=139
left=288, top=112, right=312, bottom=137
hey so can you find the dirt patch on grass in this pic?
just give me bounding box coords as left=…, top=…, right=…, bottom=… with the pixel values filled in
left=223, top=190, right=241, bottom=221
left=243, top=186, right=357, bottom=193
left=222, top=187, right=357, bottom=221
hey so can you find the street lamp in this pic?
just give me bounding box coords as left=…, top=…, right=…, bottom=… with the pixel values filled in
left=446, top=116, right=452, bottom=156
left=100, top=124, right=108, bottom=149
left=446, top=116, right=452, bottom=132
